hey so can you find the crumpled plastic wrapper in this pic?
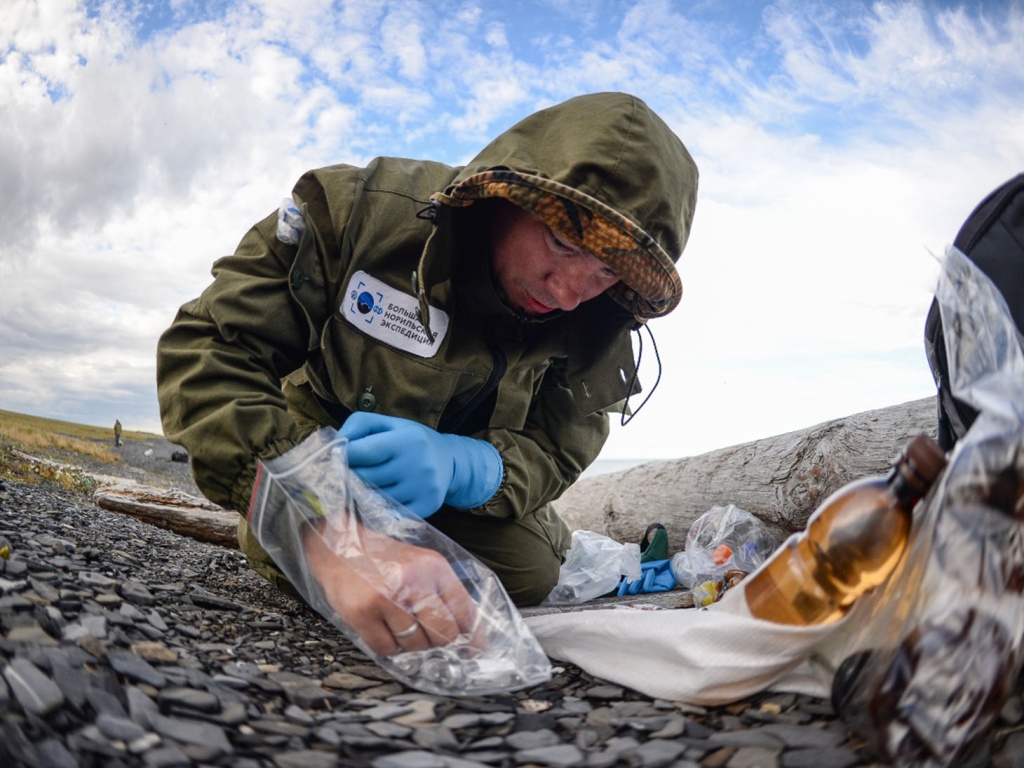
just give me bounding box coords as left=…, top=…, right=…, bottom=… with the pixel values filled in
left=540, top=530, right=641, bottom=605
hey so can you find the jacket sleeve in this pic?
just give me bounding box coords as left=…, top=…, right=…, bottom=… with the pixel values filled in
left=156, top=212, right=314, bottom=512
left=475, top=360, right=611, bottom=519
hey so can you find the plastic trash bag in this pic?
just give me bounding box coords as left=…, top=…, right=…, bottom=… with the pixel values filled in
left=540, top=530, right=641, bottom=604
left=669, top=505, right=776, bottom=590
left=824, top=247, right=1024, bottom=768
left=248, top=427, right=551, bottom=696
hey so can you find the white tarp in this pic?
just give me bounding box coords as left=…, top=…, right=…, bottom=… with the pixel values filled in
left=525, top=581, right=845, bottom=705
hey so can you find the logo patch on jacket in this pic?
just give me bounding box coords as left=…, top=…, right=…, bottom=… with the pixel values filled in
left=341, top=271, right=449, bottom=358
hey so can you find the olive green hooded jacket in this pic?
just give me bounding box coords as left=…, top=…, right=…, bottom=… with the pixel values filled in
left=156, top=92, right=698, bottom=522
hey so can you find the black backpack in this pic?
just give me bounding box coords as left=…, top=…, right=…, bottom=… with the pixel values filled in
left=925, top=172, right=1024, bottom=451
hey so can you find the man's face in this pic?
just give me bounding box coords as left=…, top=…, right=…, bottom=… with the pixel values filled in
left=489, top=201, right=620, bottom=317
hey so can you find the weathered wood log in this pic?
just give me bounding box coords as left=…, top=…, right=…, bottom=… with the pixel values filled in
left=93, top=486, right=239, bottom=548
left=553, top=397, right=938, bottom=549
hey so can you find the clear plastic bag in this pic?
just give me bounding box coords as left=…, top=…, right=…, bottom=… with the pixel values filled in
left=669, top=505, right=776, bottom=590
left=825, top=247, right=1024, bottom=768
left=247, top=428, right=551, bottom=696
left=540, top=530, right=641, bottom=605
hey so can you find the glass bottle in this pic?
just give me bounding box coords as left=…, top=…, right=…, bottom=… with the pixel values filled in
left=744, top=433, right=947, bottom=625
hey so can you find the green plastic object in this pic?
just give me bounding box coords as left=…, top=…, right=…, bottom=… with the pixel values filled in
left=640, top=523, right=669, bottom=563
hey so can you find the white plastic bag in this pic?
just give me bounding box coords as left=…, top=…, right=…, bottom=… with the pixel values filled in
left=276, top=197, right=305, bottom=245
left=247, top=428, right=551, bottom=696
left=540, top=530, right=641, bottom=604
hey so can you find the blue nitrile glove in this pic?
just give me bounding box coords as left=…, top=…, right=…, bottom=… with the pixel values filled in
left=617, top=559, right=676, bottom=596
left=340, top=412, right=503, bottom=518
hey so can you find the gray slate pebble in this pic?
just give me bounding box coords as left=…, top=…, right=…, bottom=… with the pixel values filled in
left=781, top=746, right=860, bottom=768
left=143, top=744, right=191, bottom=767
left=273, top=749, right=341, bottom=768
left=35, top=737, right=79, bottom=768
left=3, top=656, right=65, bottom=715
left=506, top=727, right=561, bottom=749
left=727, top=746, right=781, bottom=768
left=372, top=751, right=447, bottom=768
left=96, top=711, right=149, bottom=741
left=107, top=648, right=168, bottom=687
left=633, top=738, right=688, bottom=766
left=708, top=729, right=786, bottom=750
left=758, top=723, right=847, bottom=749
left=158, top=685, right=221, bottom=713
left=515, top=743, right=585, bottom=766
left=148, top=711, right=234, bottom=755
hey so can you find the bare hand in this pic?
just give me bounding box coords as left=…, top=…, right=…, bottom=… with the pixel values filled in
left=302, top=518, right=479, bottom=657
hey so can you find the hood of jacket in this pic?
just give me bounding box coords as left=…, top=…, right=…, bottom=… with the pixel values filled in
left=419, top=92, right=698, bottom=325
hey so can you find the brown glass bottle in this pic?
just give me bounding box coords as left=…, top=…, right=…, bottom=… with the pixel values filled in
left=744, top=434, right=947, bottom=625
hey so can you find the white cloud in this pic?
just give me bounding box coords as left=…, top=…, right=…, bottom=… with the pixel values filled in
left=381, top=5, right=428, bottom=80
left=761, top=1, right=1024, bottom=122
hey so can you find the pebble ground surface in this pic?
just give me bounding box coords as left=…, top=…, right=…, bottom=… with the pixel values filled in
left=1, top=444, right=1023, bottom=768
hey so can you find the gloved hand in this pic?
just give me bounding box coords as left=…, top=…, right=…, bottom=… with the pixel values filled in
left=617, top=558, right=676, bottom=596
left=340, top=412, right=503, bottom=518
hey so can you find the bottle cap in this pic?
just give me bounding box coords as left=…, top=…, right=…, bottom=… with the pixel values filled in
left=902, top=434, right=948, bottom=491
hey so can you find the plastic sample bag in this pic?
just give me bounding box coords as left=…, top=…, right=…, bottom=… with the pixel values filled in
left=540, top=530, right=641, bottom=604
left=248, top=428, right=551, bottom=696
left=824, top=247, right=1024, bottom=768
left=669, top=505, right=776, bottom=590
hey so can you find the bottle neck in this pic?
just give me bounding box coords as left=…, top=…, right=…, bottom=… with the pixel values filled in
left=889, top=456, right=932, bottom=508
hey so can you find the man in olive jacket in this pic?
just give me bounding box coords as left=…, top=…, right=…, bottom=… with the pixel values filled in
left=157, top=92, right=697, bottom=656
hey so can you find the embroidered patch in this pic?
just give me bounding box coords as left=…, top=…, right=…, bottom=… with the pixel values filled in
left=341, top=270, right=449, bottom=358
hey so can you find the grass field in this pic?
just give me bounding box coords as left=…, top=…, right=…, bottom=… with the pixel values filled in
left=0, top=409, right=156, bottom=443
left=0, top=409, right=161, bottom=493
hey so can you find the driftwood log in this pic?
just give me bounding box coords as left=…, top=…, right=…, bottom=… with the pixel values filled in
left=93, top=486, right=239, bottom=549
left=553, top=396, right=938, bottom=548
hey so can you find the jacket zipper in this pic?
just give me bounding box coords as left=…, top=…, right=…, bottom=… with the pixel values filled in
left=439, top=322, right=508, bottom=434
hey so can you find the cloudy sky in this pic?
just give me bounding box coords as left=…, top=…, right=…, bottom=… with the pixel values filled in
left=2, top=0, right=1022, bottom=463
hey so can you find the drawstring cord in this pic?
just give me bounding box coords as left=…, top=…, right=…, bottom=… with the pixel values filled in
left=621, top=321, right=662, bottom=426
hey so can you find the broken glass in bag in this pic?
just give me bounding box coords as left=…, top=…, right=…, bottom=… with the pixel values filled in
left=247, top=427, right=551, bottom=696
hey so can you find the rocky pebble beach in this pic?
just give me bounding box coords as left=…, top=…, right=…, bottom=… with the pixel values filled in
left=2, top=464, right=1023, bottom=767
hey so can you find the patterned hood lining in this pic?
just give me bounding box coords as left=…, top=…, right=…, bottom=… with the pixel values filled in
left=435, top=170, right=682, bottom=319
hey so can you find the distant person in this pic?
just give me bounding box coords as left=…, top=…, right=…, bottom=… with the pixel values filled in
left=157, top=92, right=698, bottom=655
left=113, top=419, right=122, bottom=448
